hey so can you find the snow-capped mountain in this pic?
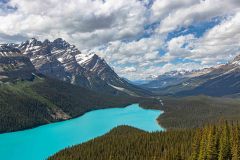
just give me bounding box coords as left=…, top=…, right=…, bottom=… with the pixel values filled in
left=77, top=54, right=126, bottom=86
left=18, top=38, right=85, bottom=83
left=0, top=44, right=21, bottom=56
left=152, top=54, right=240, bottom=96
left=141, top=69, right=212, bottom=89
left=0, top=38, right=149, bottom=96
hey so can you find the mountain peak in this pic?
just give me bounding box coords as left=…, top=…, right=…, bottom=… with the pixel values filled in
left=43, top=39, right=51, bottom=45
left=0, top=38, right=149, bottom=96
left=19, top=38, right=73, bottom=50
left=52, top=38, right=70, bottom=49
left=29, top=37, right=37, bottom=42
left=0, top=44, right=21, bottom=57
left=28, top=38, right=42, bottom=46
left=231, top=54, right=240, bottom=65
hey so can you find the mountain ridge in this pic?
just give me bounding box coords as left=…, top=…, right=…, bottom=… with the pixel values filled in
left=0, top=38, right=150, bottom=97
left=149, top=54, right=240, bottom=96
left=140, top=68, right=213, bottom=89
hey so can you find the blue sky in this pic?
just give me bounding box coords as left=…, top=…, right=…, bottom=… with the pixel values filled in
left=0, top=0, right=240, bottom=80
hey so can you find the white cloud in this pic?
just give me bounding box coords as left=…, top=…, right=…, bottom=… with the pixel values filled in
left=152, top=0, right=240, bottom=34
left=83, top=34, right=211, bottom=80
left=182, top=12, right=240, bottom=64
left=0, top=0, right=147, bottom=48
left=123, top=66, right=137, bottom=73
left=105, top=11, right=240, bottom=79
left=0, top=0, right=240, bottom=80
left=83, top=36, right=164, bottom=66
left=151, top=0, right=198, bottom=22
left=162, top=34, right=195, bottom=62
left=81, top=35, right=165, bottom=79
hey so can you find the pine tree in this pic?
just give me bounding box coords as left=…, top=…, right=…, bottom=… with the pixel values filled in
left=231, top=124, right=240, bottom=160
left=206, top=125, right=218, bottom=160
left=198, top=127, right=208, bottom=160
left=191, top=128, right=202, bottom=160
left=218, top=122, right=231, bottom=160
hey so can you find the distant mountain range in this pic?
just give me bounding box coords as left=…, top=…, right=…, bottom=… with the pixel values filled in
left=140, top=69, right=212, bottom=89
left=0, top=38, right=150, bottom=97
left=142, top=55, right=240, bottom=96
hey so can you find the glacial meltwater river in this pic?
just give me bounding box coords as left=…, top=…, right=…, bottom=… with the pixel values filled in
left=0, top=104, right=164, bottom=160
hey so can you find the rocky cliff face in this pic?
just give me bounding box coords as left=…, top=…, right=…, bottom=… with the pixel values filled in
left=0, top=38, right=149, bottom=96
left=0, top=45, right=35, bottom=81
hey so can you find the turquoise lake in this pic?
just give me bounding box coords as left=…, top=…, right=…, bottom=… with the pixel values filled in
left=0, top=104, right=164, bottom=160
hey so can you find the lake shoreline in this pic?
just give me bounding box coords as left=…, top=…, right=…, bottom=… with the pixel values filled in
left=0, top=102, right=134, bottom=134
left=0, top=104, right=164, bottom=160
left=1, top=100, right=165, bottom=134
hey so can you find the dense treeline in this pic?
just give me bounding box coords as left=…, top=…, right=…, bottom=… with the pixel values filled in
left=49, top=122, right=240, bottom=160
left=0, top=77, right=140, bottom=133
left=49, top=126, right=195, bottom=160
left=191, top=121, right=240, bottom=160
left=30, top=78, right=139, bottom=117
left=141, top=96, right=240, bottom=129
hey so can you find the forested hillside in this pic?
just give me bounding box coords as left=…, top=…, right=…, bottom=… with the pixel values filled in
left=49, top=122, right=240, bottom=160
left=0, top=77, right=139, bottom=133
left=141, top=96, right=240, bottom=129
left=2, top=77, right=240, bottom=134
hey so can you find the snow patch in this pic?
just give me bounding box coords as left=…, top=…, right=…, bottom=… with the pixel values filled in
left=108, top=84, right=139, bottom=97
left=232, top=60, right=240, bottom=66
left=76, top=53, right=95, bottom=65
left=57, top=57, right=64, bottom=63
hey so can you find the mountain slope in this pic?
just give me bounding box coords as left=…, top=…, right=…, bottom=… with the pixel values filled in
left=13, top=38, right=150, bottom=96
left=0, top=45, right=35, bottom=82
left=140, top=69, right=212, bottom=89
left=177, top=56, right=240, bottom=96
left=154, top=54, right=240, bottom=96
left=0, top=77, right=139, bottom=133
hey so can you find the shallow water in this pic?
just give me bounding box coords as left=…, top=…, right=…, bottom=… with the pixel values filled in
left=0, top=104, right=164, bottom=160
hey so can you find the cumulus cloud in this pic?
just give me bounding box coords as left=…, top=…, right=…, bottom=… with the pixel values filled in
left=84, top=36, right=164, bottom=65
left=167, top=12, right=240, bottom=65
left=0, top=0, right=147, bottom=48
left=189, top=12, right=240, bottom=64
left=83, top=34, right=211, bottom=79
left=150, top=0, right=198, bottom=22
left=123, top=66, right=137, bottom=73
left=162, top=34, right=195, bottom=62
left=153, top=0, right=240, bottom=34
left=0, top=0, right=240, bottom=80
